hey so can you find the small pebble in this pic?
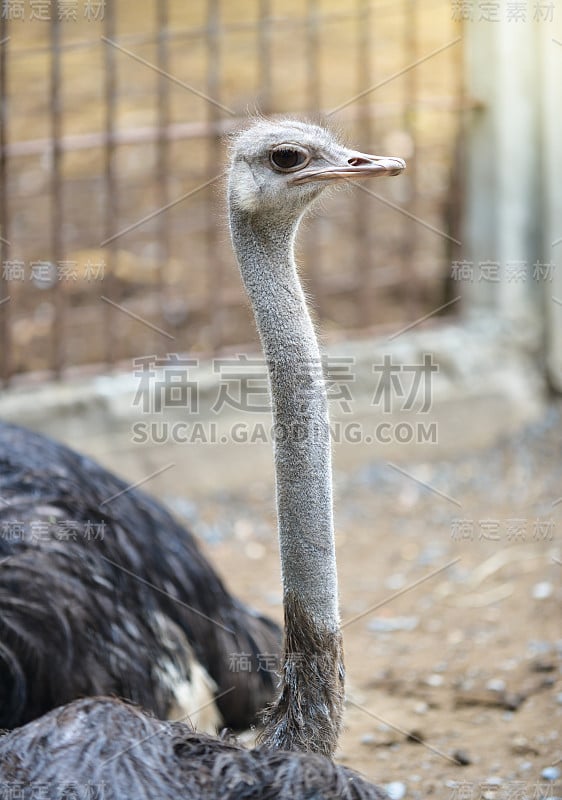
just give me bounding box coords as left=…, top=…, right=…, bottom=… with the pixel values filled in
left=452, top=749, right=472, bottom=766
left=532, top=581, right=553, bottom=600
left=234, top=519, right=255, bottom=541
left=527, top=640, right=552, bottom=655
left=360, top=733, right=376, bottom=746
left=384, top=781, right=406, bottom=800
left=531, top=657, right=556, bottom=673
left=368, top=616, right=419, bottom=633
left=385, top=573, right=407, bottom=590
left=245, top=542, right=266, bottom=560
left=510, top=736, right=538, bottom=756
left=541, top=766, right=561, bottom=781
left=486, top=678, right=506, bottom=692
left=425, top=673, right=444, bottom=687
left=417, top=543, right=446, bottom=566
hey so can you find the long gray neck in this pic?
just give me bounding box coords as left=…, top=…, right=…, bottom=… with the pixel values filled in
left=230, top=209, right=338, bottom=630
left=229, top=203, right=343, bottom=757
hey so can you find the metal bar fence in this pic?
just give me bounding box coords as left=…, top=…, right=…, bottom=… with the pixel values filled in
left=156, top=0, right=171, bottom=347
left=103, top=0, right=117, bottom=369
left=0, top=1, right=463, bottom=385
left=50, top=9, right=64, bottom=376
left=354, top=0, right=374, bottom=328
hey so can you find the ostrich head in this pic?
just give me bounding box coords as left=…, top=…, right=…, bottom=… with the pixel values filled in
left=228, top=117, right=405, bottom=219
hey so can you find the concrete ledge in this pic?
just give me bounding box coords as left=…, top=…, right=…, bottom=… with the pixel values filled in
left=0, top=313, right=546, bottom=498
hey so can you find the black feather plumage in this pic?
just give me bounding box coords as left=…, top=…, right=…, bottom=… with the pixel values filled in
left=0, top=421, right=281, bottom=730
left=0, top=697, right=388, bottom=800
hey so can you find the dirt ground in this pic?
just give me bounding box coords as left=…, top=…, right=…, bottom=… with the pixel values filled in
left=173, top=401, right=562, bottom=800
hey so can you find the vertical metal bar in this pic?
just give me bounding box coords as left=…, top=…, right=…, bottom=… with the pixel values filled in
left=304, top=0, right=322, bottom=317
left=257, top=0, right=272, bottom=114
left=206, top=0, right=222, bottom=352
left=0, top=18, right=11, bottom=385
left=156, top=0, right=170, bottom=347
left=305, top=0, right=320, bottom=110
left=103, top=0, right=117, bottom=368
left=50, top=4, right=64, bottom=377
left=354, top=0, right=373, bottom=327
left=401, top=0, right=419, bottom=322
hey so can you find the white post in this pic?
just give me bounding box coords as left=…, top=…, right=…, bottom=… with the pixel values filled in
left=463, top=9, right=561, bottom=355
left=542, top=20, right=562, bottom=389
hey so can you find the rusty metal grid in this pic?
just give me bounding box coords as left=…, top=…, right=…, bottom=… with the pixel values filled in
left=0, top=0, right=464, bottom=384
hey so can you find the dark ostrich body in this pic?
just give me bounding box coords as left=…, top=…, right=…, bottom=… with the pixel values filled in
left=0, top=697, right=387, bottom=799
left=0, top=421, right=280, bottom=730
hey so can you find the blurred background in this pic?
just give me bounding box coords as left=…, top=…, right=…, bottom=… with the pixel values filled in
left=1, top=2, right=561, bottom=796
left=0, top=0, right=463, bottom=376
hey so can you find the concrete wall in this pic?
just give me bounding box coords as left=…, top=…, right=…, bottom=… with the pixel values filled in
left=462, top=11, right=562, bottom=385
left=0, top=319, right=545, bottom=503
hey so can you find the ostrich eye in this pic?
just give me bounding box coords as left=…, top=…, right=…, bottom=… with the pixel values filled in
left=269, top=146, right=310, bottom=172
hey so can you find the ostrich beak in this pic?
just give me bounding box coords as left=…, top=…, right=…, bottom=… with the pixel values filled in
left=290, top=150, right=406, bottom=185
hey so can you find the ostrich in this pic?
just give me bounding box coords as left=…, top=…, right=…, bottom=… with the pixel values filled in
left=0, top=118, right=405, bottom=797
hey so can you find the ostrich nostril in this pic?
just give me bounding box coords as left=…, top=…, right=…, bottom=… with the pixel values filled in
left=347, top=156, right=372, bottom=167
